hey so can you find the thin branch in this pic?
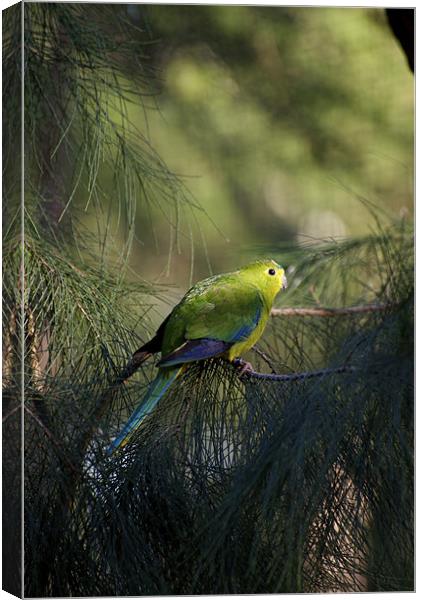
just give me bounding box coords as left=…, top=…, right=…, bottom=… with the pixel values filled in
left=252, top=346, right=277, bottom=373
left=240, top=364, right=356, bottom=382
left=271, top=304, right=393, bottom=318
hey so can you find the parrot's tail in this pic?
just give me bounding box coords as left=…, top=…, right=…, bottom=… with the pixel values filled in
left=107, top=367, right=182, bottom=454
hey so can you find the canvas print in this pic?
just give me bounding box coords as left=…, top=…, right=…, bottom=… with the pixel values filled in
left=2, top=3, right=414, bottom=596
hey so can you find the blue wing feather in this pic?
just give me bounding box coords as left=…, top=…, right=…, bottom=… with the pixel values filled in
left=227, top=304, right=262, bottom=342
left=158, top=338, right=231, bottom=368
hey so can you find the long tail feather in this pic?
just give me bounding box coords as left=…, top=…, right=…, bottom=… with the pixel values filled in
left=107, top=367, right=181, bottom=454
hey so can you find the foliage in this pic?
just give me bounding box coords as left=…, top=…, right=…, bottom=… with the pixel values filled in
left=10, top=3, right=198, bottom=267
left=11, top=219, right=411, bottom=596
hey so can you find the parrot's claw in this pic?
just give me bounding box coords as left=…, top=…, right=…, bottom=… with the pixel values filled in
left=232, top=357, right=254, bottom=376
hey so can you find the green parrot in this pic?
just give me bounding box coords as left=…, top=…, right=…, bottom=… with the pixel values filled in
left=108, top=259, right=287, bottom=453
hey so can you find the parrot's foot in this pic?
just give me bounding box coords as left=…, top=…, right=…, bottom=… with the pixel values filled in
left=232, top=357, right=254, bottom=376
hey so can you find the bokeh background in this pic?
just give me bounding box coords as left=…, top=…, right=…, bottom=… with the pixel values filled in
left=84, top=5, right=413, bottom=294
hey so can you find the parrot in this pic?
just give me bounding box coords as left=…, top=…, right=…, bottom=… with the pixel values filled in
left=107, top=259, right=287, bottom=453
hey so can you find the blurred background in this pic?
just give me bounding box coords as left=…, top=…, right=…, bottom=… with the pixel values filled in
left=84, top=5, right=413, bottom=292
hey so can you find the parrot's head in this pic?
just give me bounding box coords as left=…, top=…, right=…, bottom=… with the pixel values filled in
left=240, top=259, right=287, bottom=306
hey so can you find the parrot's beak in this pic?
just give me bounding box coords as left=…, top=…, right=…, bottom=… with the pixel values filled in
left=281, top=273, right=288, bottom=290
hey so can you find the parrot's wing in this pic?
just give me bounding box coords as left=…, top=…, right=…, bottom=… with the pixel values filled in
left=158, top=338, right=231, bottom=368
left=184, top=280, right=264, bottom=343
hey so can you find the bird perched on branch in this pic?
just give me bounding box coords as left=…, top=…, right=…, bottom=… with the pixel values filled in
left=108, top=259, right=287, bottom=453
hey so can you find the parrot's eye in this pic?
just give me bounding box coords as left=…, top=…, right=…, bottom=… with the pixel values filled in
left=268, top=268, right=276, bottom=276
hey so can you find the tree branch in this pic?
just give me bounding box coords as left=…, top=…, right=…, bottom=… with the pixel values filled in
left=271, top=304, right=392, bottom=318
left=252, top=346, right=277, bottom=373
left=239, top=364, right=355, bottom=382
